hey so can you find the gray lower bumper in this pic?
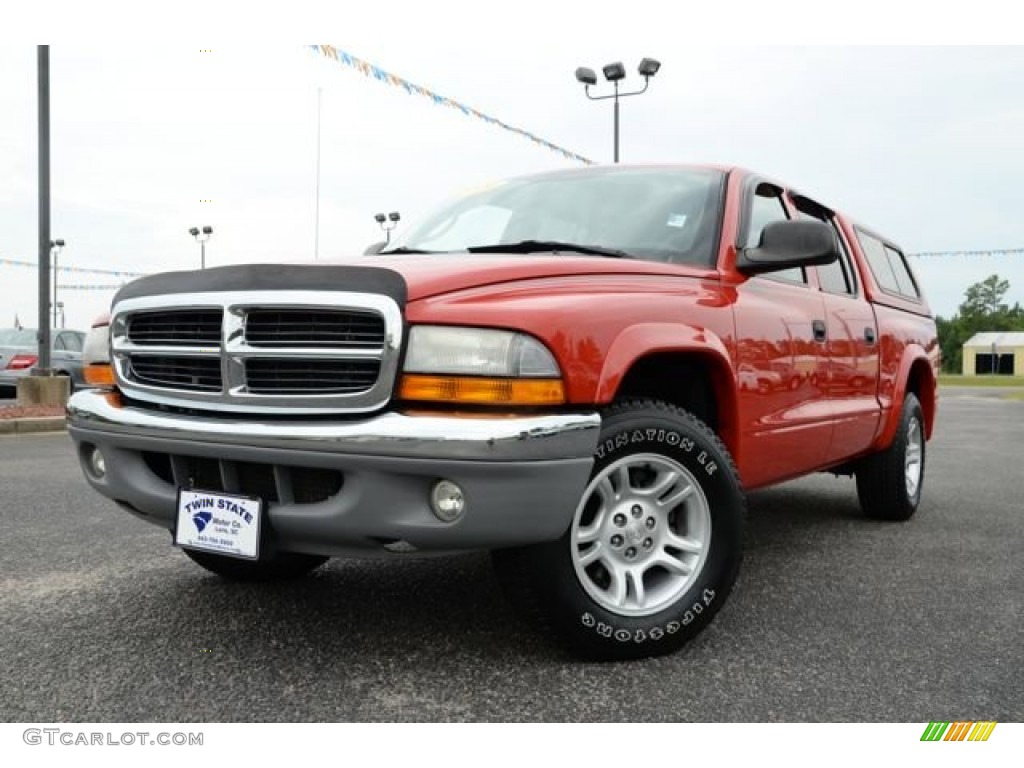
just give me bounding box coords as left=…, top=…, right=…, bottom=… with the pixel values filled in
left=66, top=390, right=600, bottom=556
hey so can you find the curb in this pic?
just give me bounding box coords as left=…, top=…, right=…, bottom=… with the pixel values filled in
left=0, top=417, right=67, bottom=435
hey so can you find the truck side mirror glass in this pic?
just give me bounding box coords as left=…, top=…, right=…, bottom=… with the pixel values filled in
left=737, top=219, right=840, bottom=275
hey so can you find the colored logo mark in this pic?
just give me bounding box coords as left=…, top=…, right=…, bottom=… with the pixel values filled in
left=921, top=721, right=997, bottom=742
left=192, top=510, right=212, bottom=533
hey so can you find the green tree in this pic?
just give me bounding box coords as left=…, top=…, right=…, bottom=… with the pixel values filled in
left=959, top=274, right=1010, bottom=320
left=936, top=314, right=965, bottom=374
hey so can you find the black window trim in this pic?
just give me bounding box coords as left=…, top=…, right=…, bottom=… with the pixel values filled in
left=790, top=192, right=859, bottom=299
left=738, top=175, right=810, bottom=288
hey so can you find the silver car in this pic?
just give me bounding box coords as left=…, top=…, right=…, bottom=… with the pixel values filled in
left=0, top=328, right=87, bottom=395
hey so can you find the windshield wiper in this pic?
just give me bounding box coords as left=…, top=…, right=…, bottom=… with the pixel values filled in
left=466, top=240, right=634, bottom=259
left=378, top=246, right=442, bottom=255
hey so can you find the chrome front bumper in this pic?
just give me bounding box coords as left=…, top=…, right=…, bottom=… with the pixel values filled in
left=66, top=390, right=601, bottom=555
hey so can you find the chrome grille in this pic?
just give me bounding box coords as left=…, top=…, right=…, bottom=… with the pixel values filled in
left=129, top=356, right=223, bottom=391
left=245, top=309, right=385, bottom=348
left=245, top=359, right=381, bottom=395
left=128, top=310, right=222, bottom=346
left=110, top=290, right=403, bottom=415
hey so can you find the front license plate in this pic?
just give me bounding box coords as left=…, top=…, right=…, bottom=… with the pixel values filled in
left=174, top=488, right=262, bottom=560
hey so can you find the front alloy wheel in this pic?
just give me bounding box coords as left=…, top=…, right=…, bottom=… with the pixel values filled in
left=571, top=454, right=711, bottom=617
left=493, top=399, right=745, bottom=661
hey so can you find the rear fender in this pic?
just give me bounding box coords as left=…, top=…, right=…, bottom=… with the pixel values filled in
left=874, top=345, right=937, bottom=450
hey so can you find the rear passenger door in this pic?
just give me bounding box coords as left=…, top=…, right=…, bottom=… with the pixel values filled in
left=792, top=196, right=881, bottom=462
left=732, top=182, right=832, bottom=487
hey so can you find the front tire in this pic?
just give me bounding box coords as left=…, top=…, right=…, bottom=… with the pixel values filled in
left=493, top=399, right=745, bottom=661
left=855, top=392, right=925, bottom=521
left=183, top=548, right=328, bottom=582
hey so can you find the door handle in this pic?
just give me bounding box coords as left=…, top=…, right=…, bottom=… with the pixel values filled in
left=812, top=320, right=827, bottom=343
left=864, top=326, right=877, bottom=344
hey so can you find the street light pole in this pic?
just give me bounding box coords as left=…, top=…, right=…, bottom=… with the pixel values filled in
left=189, top=226, right=213, bottom=269
left=613, top=82, right=620, bottom=163
left=36, top=45, right=52, bottom=374
left=50, top=238, right=64, bottom=329
left=374, top=212, right=401, bottom=246
left=575, top=58, right=661, bottom=164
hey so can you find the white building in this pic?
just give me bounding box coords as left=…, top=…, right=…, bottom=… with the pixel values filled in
left=962, top=331, right=1024, bottom=376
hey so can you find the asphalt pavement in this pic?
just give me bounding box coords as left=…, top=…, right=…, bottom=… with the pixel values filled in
left=0, top=390, right=1020, bottom=722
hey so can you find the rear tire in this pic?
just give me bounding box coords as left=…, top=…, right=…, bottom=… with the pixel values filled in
left=493, top=399, right=745, bottom=661
left=855, top=393, right=925, bottom=521
left=183, top=548, right=328, bottom=582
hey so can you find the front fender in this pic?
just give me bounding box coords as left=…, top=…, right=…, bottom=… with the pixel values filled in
left=595, top=322, right=734, bottom=403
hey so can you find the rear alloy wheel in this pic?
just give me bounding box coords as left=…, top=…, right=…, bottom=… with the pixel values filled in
left=856, top=392, right=925, bottom=521
left=183, top=548, right=329, bottom=582
left=493, top=399, right=745, bottom=661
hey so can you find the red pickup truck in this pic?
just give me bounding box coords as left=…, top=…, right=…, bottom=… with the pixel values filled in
left=68, top=165, right=939, bottom=660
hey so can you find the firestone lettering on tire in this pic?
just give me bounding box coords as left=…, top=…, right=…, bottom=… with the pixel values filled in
left=578, top=589, right=717, bottom=643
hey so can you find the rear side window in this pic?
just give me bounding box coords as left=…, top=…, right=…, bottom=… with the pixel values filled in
left=794, top=207, right=856, bottom=296
left=62, top=332, right=84, bottom=352
left=885, top=244, right=919, bottom=298
left=856, top=230, right=918, bottom=299
left=817, top=240, right=855, bottom=295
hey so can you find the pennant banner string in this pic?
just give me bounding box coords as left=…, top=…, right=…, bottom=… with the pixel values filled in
left=907, top=248, right=1024, bottom=258
left=312, top=45, right=595, bottom=166
left=0, top=257, right=147, bottom=278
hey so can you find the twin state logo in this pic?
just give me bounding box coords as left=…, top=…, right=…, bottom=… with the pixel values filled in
left=192, top=509, right=213, bottom=533
left=920, top=721, right=997, bottom=742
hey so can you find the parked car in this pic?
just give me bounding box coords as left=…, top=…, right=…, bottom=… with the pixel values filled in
left=66, top=164, right=939, bottom=660
left=0, top=328, right=87, bottom=394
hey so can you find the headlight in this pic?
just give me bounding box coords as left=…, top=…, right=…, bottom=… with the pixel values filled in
left=404, top=326, right=560, bottom=377
left=400, top=326, right=564, bottom=405
left=82, top=320, right=115, bottom=389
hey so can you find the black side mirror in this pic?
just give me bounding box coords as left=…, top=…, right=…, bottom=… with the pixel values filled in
left=364, top=241, right=388, bottom=255
left=736, top=219, right=840, bottom=275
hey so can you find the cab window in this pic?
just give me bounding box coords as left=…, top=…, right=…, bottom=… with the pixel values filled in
left=792, top=204, right=857, bottom=296
left=744, top=185, right=805, bottom=285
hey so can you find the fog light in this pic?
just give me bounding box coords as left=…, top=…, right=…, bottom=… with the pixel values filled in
left=89, top=447, right=106, bottom=478
left=430, top=480, right=465, bottom=523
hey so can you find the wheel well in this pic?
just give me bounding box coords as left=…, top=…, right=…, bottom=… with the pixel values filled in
left=613, top=352, right=737, bottom=453
left=906, top=359, right=936, bottom=438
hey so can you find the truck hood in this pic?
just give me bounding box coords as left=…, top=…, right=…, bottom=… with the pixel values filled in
left=112, top=254, right=711, bottom=308
left=321, top=253, right=711, bottom=301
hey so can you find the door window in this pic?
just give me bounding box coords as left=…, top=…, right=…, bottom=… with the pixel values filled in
left=744, top=185, right=805, bottom=285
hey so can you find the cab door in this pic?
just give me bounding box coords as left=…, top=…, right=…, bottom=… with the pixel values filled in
left=732, top=182, right=833, bottom=488
left=792, top=198, right=881, bottom=463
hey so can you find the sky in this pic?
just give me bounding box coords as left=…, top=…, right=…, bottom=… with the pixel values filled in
left=2, top=7, right=1023, bottom=331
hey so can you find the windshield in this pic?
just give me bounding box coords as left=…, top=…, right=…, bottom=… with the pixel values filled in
left=0, top=329, right=37, bottom=346
left=391, top=168, right=725, bottom=266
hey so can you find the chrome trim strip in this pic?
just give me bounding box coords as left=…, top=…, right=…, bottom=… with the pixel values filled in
left=110, top=290, right=403, bottom=415
left=67, top=389, right=601, bottom=462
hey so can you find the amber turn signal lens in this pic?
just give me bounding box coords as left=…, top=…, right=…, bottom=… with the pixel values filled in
left=399, top=374, right=565, bottom=405
left=84, top=364, right=116, bottom=388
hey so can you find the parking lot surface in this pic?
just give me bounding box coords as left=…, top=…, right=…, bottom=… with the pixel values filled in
left=0, top=390, right=1021, bottom=722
